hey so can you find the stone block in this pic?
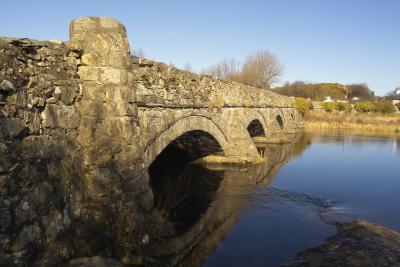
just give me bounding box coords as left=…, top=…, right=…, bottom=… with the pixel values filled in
left=69, top=16, right=130, bottom=54
left=78, top=99, right=105, bottom=118
left=82, top=51, right=129, bottom=68
left=41, top=104, right=79, bottom=130
left=78, top=66, right=99, bottom=81
left=99, top=67, right=128, bottom=85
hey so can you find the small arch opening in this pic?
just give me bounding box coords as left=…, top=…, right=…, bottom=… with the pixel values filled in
left=149, top=130, right=224, bottom=235
left=247, top=119, right=266, bottom=137
left=276, top=115, right=284, bottom=129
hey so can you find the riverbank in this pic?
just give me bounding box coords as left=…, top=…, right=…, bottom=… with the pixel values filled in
left=283, top=219, right=400, bottom=266
left=304, top=111, right=400, bottom=136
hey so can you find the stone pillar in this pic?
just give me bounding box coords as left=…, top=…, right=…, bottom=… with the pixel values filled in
left=70, top=17, right=142, bottom=201
left=70, top=16, right=131, bottom=65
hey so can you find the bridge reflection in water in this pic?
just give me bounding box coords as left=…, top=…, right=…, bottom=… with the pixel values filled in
left=147, top=134, right=301, bottom=266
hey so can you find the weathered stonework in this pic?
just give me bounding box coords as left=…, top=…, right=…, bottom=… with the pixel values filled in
left=0, top=16, right=302, bottom=266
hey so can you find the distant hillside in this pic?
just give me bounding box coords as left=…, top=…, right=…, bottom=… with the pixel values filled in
left=274, top=82, right=375, bottom=101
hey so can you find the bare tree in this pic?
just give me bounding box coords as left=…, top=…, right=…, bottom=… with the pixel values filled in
left=202, top=50, right=283, bottom=89
left=203, top=58, right=241, bottom=81
left=132, top=48, right=145, bottom=58
left=240, top=50, right=283, bottom=89
left=183, top=62, right=193, bottom=72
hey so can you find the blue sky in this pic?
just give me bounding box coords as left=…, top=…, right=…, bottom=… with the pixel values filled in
left=1, top=0, right=399, bottom=95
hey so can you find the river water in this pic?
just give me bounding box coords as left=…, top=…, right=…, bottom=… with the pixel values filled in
left=150, top=132, right=400, bottom=266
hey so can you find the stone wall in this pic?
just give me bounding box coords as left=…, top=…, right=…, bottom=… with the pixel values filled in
left=133, top=57, right=294, bottom=108
left=0, top=38, right=84, bottom=266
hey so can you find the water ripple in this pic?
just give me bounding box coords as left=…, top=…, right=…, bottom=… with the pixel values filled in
left=243, top=187, right=356, bottom=224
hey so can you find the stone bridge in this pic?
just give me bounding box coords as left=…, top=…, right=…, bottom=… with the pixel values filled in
left=0, top=16, right=301, bottom=266
left=69, top=17, right=301, bottom=189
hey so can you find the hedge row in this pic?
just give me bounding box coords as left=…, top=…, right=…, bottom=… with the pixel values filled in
left=320, top=102, right=350, bottom=112
left=354, top=101, right=395, bottom=113
left=300, top=99, right=397, bottom=114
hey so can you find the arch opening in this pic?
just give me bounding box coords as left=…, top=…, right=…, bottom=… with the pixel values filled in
left=247, top=119, right=266, bottom=137
left=149, top=130, right=224, bottom=235
left=276, top=115, right=284, bottom=129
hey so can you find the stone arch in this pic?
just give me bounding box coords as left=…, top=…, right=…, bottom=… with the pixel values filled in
left=275, top=109, right=285, bottom=130
left=242, top=110, right=268, bottom=136
left=276, top=115, right=284, bottom=129
left=247, top=119, right=266, bottom=137
left=143, top=115, right=229, bottom=168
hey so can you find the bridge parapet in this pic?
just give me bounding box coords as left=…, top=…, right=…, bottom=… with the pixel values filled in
left=132, top=58, right=294, bottom=109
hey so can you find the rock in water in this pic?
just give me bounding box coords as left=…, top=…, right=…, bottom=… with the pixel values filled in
left=282, top=219, right=400, bottom=267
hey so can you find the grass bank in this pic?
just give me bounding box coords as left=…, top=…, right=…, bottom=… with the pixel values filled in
left=304, top=111, right=400, bottom=136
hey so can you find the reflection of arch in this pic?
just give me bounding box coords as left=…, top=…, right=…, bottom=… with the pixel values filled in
left=143, top=115, right=229, bottom=168
left=247, top=119, right=266, bottom=137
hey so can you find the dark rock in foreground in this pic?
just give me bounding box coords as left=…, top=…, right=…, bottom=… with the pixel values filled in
left=282, top=219, right=400, bottom=267
left=67, top=256, right=124, bottom=267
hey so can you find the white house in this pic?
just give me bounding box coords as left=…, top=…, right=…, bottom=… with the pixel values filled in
left=323, top=96, right=333, bottom=102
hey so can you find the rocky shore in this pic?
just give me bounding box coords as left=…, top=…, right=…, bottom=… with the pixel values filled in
left=283, top=219, right=400, bottom=267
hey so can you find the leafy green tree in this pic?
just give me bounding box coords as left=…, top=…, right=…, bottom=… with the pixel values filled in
left=295, top=97, right=313, bottom=116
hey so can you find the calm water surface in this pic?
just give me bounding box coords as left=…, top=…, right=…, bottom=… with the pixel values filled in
left=200, top=133, right=400, bottom=267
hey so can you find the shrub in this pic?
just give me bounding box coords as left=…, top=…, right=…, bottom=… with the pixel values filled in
left=375, top=101, right=395, bottom=113
left=336, top=102, right=350, bottom=112
left=396, top=102, right=400, bottom=110
left=295, top=97, right=313, bottom=116
left=321, top=102, right=337, bottom=113
left=354, top=102, right=375, bottom=113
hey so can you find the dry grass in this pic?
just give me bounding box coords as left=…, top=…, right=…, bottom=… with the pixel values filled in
left=304, top=111, right=400, bottom=136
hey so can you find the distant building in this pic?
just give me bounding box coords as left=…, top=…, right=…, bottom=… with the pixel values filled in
left=323, top=96, right=333, bottom=102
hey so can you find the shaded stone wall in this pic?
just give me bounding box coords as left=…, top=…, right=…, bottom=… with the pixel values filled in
left=0, top=38, right=84, bottom=266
